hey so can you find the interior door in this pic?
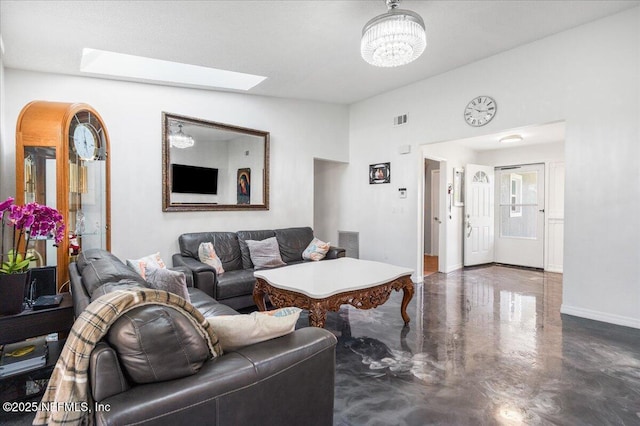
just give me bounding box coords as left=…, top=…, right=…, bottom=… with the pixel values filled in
left=431, top=170, right=440, bottom=256
left=495, top=164, right=545, bottom=268
left=464, top=164, right=495, bottom=266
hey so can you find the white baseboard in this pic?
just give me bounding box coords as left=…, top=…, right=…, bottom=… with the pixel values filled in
left=545, top=266, right=563, bottom=273
left=444, top=263, right=463, bottom=274
left=561, top=304, right=640, bottom=329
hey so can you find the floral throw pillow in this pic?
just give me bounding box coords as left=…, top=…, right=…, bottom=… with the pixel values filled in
left=126, top=252, right=166, bottom=279
left=302, top=237, right=331, bottom=261
left=198, top=242, right=225, bottom=274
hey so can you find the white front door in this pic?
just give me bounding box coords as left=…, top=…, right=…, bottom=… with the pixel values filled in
left=495, top=163, right=545, bottom=268
left=464, top=164, right=495, bottom=266
left=431, top=170, right=440, bottom=256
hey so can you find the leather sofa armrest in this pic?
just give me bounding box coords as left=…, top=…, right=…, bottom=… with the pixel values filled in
left=172, top=253, right=218, bottom=298
left=90, top=342, right=130, bottom=402
left=326, top=246, right=346, bottom=259
left=69, top=262, right=91, bottom=318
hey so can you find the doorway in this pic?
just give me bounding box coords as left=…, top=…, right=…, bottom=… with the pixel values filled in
left=423, top=159, right=441, bottom=276
left=420, top=120, right=565, bottom=276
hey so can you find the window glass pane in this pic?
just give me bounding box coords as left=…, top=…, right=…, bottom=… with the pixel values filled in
left=500, top=205, right=538, bottom=238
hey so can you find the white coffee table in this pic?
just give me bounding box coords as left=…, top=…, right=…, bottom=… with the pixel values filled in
left=253, top=258, right=414, bottom=328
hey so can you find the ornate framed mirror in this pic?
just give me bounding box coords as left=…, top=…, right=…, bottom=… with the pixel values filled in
left=162, top=112, right=269, bottom=211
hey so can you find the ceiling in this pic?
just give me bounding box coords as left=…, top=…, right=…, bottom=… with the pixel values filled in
left=1, top=1, right=638, bottom=105
left=452, top=121, right=566, bottom=152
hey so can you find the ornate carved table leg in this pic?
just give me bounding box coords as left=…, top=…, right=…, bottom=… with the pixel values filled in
left=308, top=302, right=328, bottom=328
left=253, top=279, right=268, bottom=311
left=399, top=277, right=414, bottom=325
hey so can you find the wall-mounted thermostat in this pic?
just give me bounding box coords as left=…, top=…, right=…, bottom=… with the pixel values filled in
left=398, top=188, right=407, bottom=198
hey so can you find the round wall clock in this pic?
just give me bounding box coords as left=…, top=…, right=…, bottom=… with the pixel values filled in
left=464, top=96, right=496, bottom=127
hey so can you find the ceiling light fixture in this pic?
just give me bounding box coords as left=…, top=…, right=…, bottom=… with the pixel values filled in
left=361, top=0, right=426, bottom=67
left=499, top=135, right=524, bottom=144
left=170, top=123, right=195, bottom=149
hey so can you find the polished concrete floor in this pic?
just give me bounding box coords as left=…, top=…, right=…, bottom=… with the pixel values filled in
left=3, top=265, right=639, bottom=425
left=304, top=265, right=640, bottom=426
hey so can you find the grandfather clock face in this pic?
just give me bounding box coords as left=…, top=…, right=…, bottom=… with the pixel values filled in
left=69, top=110, right=106, bottom=161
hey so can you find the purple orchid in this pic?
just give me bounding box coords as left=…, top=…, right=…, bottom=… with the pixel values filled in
left=0, top=197, right=66, bottom=274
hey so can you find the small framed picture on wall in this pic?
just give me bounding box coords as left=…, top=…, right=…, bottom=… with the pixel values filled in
left=369, top=162, right=391, bottom=184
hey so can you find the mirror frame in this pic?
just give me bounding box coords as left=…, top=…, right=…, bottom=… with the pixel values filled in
left=162, top=112, right=270, bottom=211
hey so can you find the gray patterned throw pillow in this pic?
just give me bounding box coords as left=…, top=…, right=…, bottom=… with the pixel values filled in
left=245, top=237, right=286, bottom=269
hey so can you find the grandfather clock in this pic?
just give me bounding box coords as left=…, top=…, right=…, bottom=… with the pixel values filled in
left=15, top=101, right=111, bottom=291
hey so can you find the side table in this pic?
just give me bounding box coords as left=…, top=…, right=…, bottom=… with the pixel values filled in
left=0, top=292, right=74, bottom=403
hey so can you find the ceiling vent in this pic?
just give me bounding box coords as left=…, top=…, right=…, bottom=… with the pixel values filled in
left=393, top=114, right=408, bottom=126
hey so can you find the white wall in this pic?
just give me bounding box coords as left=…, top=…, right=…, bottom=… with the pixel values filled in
left=345, top=8, right=640, bottom=328
left=476, top=141, right=564, bottom=168
left=313, top=159, right=347, bottom=244
left=2, top=70, right=349, bottom=262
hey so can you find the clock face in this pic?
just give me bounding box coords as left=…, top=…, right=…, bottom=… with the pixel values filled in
left=69, top=111, right=102, bottom=160
left=464, top=96, right=496, bottom=127
left=73, top=124, right=97, bottom=160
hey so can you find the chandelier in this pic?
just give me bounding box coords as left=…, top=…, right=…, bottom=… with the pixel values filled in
left=361, top=0, right=426, bottom=67
left=170, top=123, right=195, bottom=149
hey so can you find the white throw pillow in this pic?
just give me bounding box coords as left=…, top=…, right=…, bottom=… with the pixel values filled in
left=302, top=237, right=331, bottom=261
left=206, top=307, right=301, bottom=351
left=245, top=237, right=286, bottom=269
left=126, top=252, right=166, bottom=279
left=198, top=242, right=225, bottom=274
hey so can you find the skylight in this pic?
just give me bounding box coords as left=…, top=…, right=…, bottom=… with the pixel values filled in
left=80, top=48, right=266, bottom=91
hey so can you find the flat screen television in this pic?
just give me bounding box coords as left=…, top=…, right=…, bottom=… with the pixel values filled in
left=171, top=164, right=218, bottom=195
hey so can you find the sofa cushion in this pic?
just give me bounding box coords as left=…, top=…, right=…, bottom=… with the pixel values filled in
left=76, top=248, right=123, bottom=275
left=144, top=266, right=190, bottom=302
left=188, top=287, right=238, bottom=317
left=198, top=242, right=225, bottom=274
left=81, top=257, right=148, bottom=296
left=107, top=305, right=211, bottom=384
left=126, top=252, right=166, bottom=279
left=246, top=237, right=286, bottom=269
left=237, top=229, right=276, bottom=269
left=302, top=237, right=331, bottom=261
left=179, top=232, right=243, bottom=271
left=274, top=227, right=314, bottom=263
left=216, top=269, right=259, bottom=300
left=207, top=307, right=302, bottom=351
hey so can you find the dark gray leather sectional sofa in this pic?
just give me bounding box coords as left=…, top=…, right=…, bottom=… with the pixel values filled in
left=69, top=248, right=337, bottom=425
left=172, top=227, right=345, bottom=310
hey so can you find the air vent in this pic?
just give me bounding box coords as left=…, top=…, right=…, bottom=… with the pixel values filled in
left=393, top=114, right=408, bottom=126
left=338, top=231, right=359, bottom=259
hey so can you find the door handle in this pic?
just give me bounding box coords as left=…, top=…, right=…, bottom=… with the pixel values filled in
left=434, top=217, right=442, bottom=224
left=539, top=209, right=545, bottom=213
